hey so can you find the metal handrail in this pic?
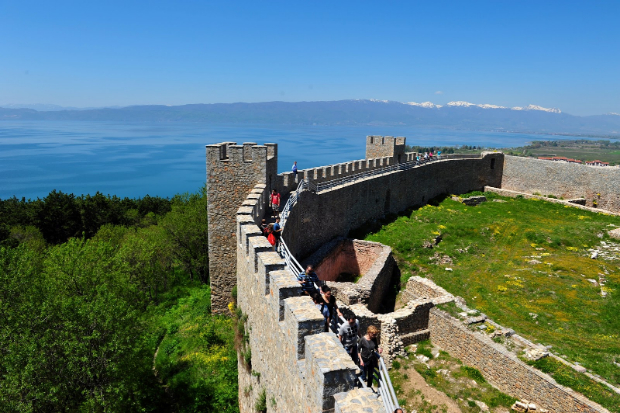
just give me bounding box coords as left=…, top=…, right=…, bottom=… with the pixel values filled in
left=277, top=178, right=316, bottom=276
left=316, top=154, right=481, bottom=193
left=275, top=177, right=400, bottom=412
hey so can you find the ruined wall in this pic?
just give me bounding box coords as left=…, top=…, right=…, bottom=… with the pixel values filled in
left=235, top=185, right=384, bottom=413
left=400, top=276, right=455, bottom=305
left=206, top=142, right=277, bottom=313
left=501, top=155, right=620, bottom=213
left=429, top=309, right=608, bottom=413
left=284, top=153, right=504, bottom=261
left=307, top=239, right=396, bottom=314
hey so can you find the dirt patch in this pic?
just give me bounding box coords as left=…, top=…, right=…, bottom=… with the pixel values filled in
left=390, top=340, right=516, bottom=413
left=395, top=366, right=462, bottom=413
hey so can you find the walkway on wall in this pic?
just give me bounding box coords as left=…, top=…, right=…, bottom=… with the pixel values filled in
left=274, top=178, right=400, bottom=413
left=316, top=154, right=481, bottom=192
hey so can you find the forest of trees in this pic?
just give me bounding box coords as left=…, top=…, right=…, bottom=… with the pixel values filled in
left=0, top=189, right=238, bottom=412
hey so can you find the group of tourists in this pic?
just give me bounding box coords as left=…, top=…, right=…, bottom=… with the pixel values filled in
left=415, top=150, right=441, bottom=164
left=260, top=189, right=283, bottom=249
left=297, top=264, right=384, bottom=388
left=268, top=169, right=395, bottom=398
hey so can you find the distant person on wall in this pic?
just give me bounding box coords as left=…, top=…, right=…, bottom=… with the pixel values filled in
left=321, top=285, right=342, bottom=332
left=272, top=217, right=282, bottom=246
left=358, top=325, right=382, bottom=388
left=260, top=218, right=268, bottom=236
left=298, top=265, right=320, bottom=295
left=338, top=315, right=360, bottom=364
left=292, top=161, right=298, bottom=182
left=437, top=150, right=442, bottom=158
left=270, top=189, right=280, bottom=218
left=265, top=223, right=276, bottom=250
left=312, top=293, right=330, bottom=327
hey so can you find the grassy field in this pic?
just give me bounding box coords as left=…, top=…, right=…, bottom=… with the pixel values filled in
left=365, top=192, right=620, bottom=396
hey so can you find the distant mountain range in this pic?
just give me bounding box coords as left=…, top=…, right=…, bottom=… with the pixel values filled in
left=1, top=100, right=619, bottom=137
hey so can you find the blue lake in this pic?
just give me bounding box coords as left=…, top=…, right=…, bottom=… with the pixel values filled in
left=0, top=121, right=601, bottom=200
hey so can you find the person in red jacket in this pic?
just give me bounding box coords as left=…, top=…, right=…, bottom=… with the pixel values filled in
left=270, top=189, right=281, bottom=218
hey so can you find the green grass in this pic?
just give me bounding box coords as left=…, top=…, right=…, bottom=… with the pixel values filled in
left=366, top=192, right=620, bottom=396
left=149, top=285, right=238, bottom=413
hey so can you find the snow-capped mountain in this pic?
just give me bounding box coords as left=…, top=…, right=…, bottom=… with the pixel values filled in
left=512, top=104, right=561, bottom=114
left=360, top=99, right=562, bottom=114
left=3, top=99, right=619, bottom=136
left=446, top=101, right=478, bottom=107
left=405, top=101, right=442, bottom=108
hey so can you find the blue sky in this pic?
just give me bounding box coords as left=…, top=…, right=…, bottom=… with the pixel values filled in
left=1, top=1, right=618, bottom=115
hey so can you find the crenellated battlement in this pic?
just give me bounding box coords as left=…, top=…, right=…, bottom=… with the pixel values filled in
left=235, top=185, right=382, bottom=412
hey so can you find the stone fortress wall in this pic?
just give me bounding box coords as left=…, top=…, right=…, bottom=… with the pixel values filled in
left=235, top=183, right=384, bottom=413
left=281, top=151, right=503, bottom=262
left=502, top=155, right=620, bottom=213
left=206, top=142, right=277, bottom=313
left=207, top=138, right=615, bottom=412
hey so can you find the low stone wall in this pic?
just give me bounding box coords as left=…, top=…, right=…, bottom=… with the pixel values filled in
left=429, top=309, right=609, bottom=413
left=501, top=155, right=620, bottom=213
left=401, top=276, right=455, bottom=305
left=236, top=185, right=385, bottom=413
left=485, top=186, right=620, bottom=216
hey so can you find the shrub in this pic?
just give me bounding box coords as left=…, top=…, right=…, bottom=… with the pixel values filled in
left=461, top=366, right=486, bottom=383
left=255, top=388, right=267, bottom=413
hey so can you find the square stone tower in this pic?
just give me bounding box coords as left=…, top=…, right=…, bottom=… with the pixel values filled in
left=206, top=142, right=278, bottom=314
left=365, top=135, right=406, bottom=163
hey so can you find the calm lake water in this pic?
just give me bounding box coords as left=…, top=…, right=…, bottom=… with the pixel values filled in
left=0, top=121, right=599, bottom=200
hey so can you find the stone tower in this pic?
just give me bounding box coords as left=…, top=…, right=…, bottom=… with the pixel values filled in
left=365, top=135, right=406, bottom=163
left=206, top=142, right=278, bottom=313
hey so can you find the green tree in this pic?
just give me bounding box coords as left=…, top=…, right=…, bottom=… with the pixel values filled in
left=37, top=190, right=81, bottom=244
left=161, top=187, right=209, bottom=282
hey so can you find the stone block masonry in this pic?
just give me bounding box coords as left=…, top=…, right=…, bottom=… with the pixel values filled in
left=235, top=185, right=385, bottom=412
left=365, top=135, right=406, bottom=163
left=429, top=308, right=609, bottom=413
left=485, top=186, right=620, bottom=217
left=283, top=152, right=504, bottom=262
left=206, top=142, right=277, bottom=313
left=501, top=155, right=620, bottom=213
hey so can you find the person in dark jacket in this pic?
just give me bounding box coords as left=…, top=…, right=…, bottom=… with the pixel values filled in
left=297, top=265, right=320, bottom=295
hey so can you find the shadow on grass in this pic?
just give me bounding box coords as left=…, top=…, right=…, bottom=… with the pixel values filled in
left=348, top=193, right=451, bottom=240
